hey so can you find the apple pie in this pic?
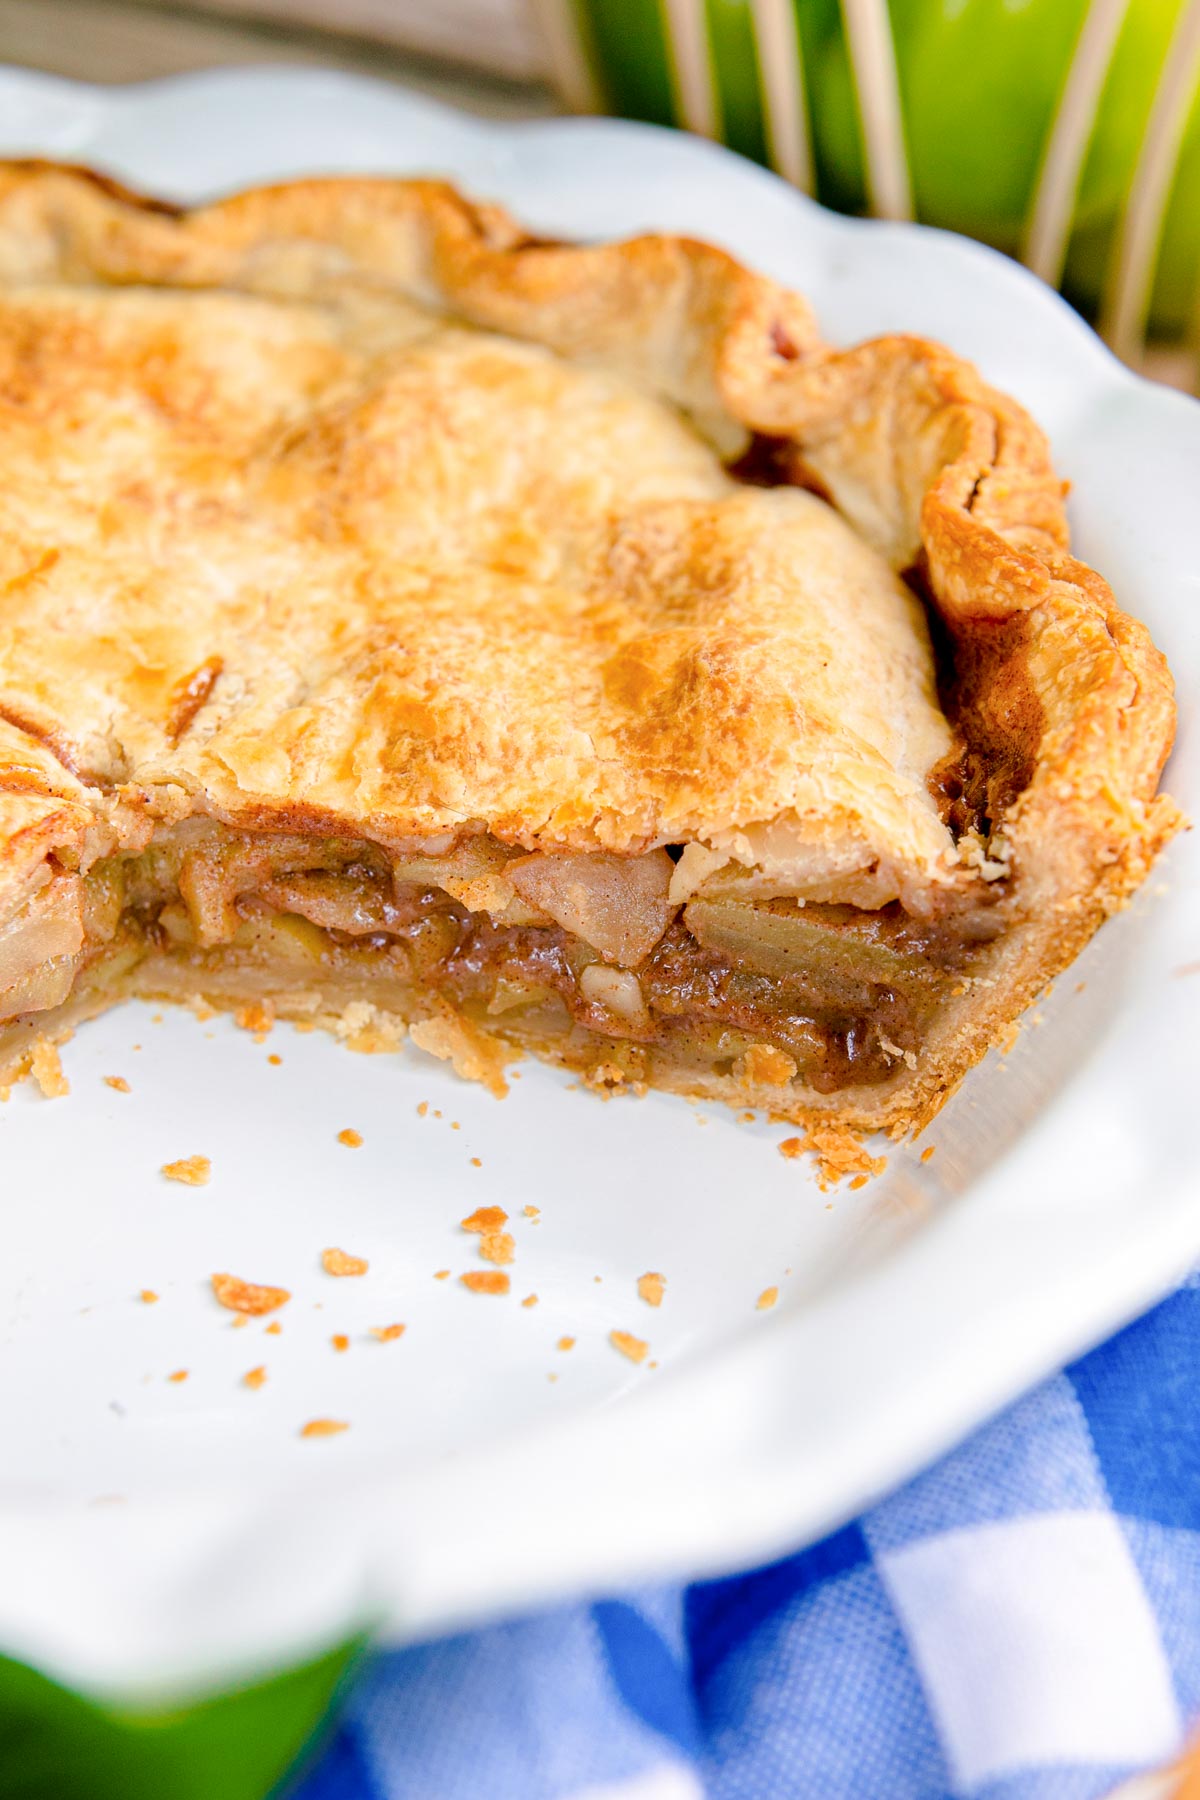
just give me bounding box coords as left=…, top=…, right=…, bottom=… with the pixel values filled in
left=0, top=165, right=1180, bottom=1133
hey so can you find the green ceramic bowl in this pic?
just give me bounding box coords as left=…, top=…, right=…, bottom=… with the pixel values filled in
left=0, top=1642, right=357, bottom=1800
left=564, top=0, right=1200, bottom=340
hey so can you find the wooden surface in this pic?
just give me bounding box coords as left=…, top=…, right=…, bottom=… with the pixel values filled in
left=0, top=0, right=559, bottom=113
left=179, top=0, right=543, bottom=77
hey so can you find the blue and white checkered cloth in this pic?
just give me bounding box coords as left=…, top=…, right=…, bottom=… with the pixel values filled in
left=291, top=1273, right=1200, bottom=1800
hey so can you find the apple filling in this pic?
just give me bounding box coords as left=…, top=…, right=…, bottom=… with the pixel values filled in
left=0, top=821, right=986, bottom=1096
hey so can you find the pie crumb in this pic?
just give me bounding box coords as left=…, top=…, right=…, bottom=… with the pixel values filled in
left=637, top=1272, right=666, bottom=1308
left=920, top=1145, right=936, bottom=1163
left=300, top=1418, right=349, bottom=1439
left=779, top=1125, right=887, bottom=1190
left=848, top=1174, right=869, bottom=1190
left=521, top=1293, right=539, bottom=1308
left=610, top=1330, right=648, bottom=1365
left=235, top=1000, right=275, bottom=1041
left=460, top=1270, right=510, bottom=1295
left=461, top=1205, right=508, bottom=1235
left=243, top=1366, right=267, bottom=1390
left=756, top=1286, right=779, bottom=1311
left=264, top=1320, right=282, bottom=1335
left=231, top=1314, right=250, bottom=1329
left=211, top=1272, right=291, bottom=1316
left=322, top=1247, right=368, bottom=1277
left=161, top=1155, right=211, bottom=1186
left=331, top=1333, right=350, bottom=1353
left=479, top=1231, right=514, bottom=1266
left=370, top=1323, right=406, bottom=1342
left=30, top=1039, right=69, bottom=1098
left=470, top=1156, right=482, bottom=1168
left=267, top=1054, right=282, bottom=1066
left=557, top=1335, right=575, bottom=1352
left=337, top=1128, right=363, bottom=1148
left=434, top=1269, right=450, bottom=1281
left=167, top=1369, right=188, bottom=1383
left=139, top=1289, right=158, bottom=1305
left=104, top=1075, right=130, bottom=1093
left=417, top=1101, right=429, bottom=1118
left=523, top=1205, right=540, bottom=1219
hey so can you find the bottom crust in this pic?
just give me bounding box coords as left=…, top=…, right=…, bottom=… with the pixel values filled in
left=0, top=942, right=864, bottom=1120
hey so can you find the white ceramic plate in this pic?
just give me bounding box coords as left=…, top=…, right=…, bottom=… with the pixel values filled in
left=0, top=65, right=1197, bottom=1706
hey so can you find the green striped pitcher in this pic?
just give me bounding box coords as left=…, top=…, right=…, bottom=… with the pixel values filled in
left=534, top=0, right=1200, bottom=363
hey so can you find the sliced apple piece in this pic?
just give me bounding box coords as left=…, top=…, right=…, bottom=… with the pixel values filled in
left=684, top=898, right=927, bottom=995
left=508, top=849, right=676, bottom=966
left=231, top=912, right=328, bottom=963
left=0, top=875, right=85, bottom=1019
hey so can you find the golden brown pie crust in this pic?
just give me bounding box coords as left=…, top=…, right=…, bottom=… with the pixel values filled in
left=0, top=164, right=1181, bottom=1134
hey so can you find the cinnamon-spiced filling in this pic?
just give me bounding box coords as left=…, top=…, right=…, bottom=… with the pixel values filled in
left=0, top=823, right=990, bottom=1094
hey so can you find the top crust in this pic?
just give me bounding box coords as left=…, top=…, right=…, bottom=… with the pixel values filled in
left=0, top=166, right=1181, bottom=1122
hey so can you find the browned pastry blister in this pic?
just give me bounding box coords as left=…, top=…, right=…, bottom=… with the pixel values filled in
left=0, top=166, right=1181, bottom=1136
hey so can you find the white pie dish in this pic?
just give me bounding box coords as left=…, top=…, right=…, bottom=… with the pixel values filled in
left=0, top=63, right=1197, bottom=1704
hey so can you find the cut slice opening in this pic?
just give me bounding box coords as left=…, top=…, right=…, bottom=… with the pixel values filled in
left=0, top=818, right=994, bottom=1106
